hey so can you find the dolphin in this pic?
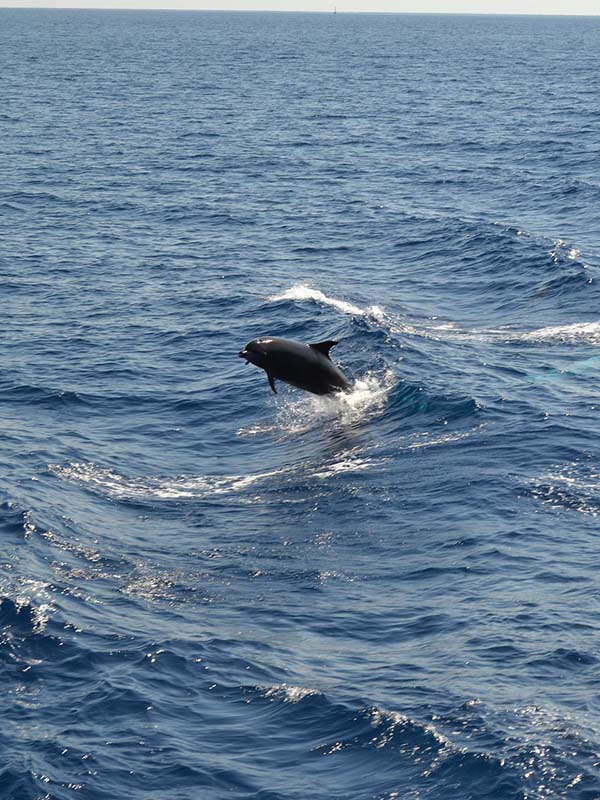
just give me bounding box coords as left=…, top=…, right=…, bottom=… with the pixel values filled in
left=239, top=337, right=350, bottom=395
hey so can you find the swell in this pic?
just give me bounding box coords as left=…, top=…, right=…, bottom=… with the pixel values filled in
left=388, top=217, right=598, bottom=325
left=2, top=615, right=597, bottom=800
left=46, top=285, right=484, bottom=506
left=49, top=449, right=385, bottom=504
left=51, top=378, right=480, bottom=505
left=264, top=273, right=600, bottom=350
left=262, top=284, right=481, bottom=413
left=272, top=275, right=600, bottom=353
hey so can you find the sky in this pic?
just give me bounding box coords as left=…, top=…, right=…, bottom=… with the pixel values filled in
left=0, top=0, right=599, bottom=14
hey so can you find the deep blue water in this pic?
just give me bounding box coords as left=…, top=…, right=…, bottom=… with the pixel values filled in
left=2, top=8, right=600, bottom=799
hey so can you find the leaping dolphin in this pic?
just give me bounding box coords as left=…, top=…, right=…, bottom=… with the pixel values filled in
left=239, top=337, right=350, bottom=396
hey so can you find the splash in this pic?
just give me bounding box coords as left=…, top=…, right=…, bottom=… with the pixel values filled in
left=237, top=370, right=395, bottom=438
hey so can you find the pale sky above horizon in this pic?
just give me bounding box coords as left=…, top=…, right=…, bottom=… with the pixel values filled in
left=0, top=0, right=599, bottom=15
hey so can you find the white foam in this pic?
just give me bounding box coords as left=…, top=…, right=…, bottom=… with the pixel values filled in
left=264, top=683, right=318, bottom=703
left=368, top=707, right=454, bottom=750
left=522, top=321, right=600, bottom=345
left=51, top=439, right=385, bottom=503
left=311, top=455, right=376, bottom=479
left=268, top=284, right=446, bottom=339
left=268, top=284, right=386, bottom=322
left=50, top=462, right=288, bottom=501
left=530, top=464, right=600, bottom=517
left=15, top=579, right=53, bottom=633
left=548, top=239, right=582, bottom=263
left=430, top=319, right=600, bottom=347
left=400, top=425, right=485, bottom=451
left=269, top=280, right=600, bottom=348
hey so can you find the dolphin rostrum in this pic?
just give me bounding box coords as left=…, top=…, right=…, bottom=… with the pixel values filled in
left=239, top=337, right=350, bottom=396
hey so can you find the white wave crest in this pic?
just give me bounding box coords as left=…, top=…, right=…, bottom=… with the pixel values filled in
left=268, top=284, right=446, bottom=339
left=522, top=320, right=600, bottom=345
left=268, top=284, right=386, bottom=322
left=312, top=455, right=377, bottom=479
left=399, top=424, right=486, bottom=451
left=430, top=319, right=600, bottom=347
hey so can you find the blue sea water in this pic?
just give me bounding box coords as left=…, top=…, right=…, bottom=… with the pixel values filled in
left=1, top=7, right=600, bottom=798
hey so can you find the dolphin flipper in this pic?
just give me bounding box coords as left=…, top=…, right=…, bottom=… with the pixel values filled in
left=268, top=374, right=277, bottom=394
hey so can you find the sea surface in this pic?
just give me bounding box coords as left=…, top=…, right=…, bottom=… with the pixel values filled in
left=1, top=8, right=600, bottom=799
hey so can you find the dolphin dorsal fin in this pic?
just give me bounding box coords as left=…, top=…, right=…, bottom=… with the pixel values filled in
left=309, top=340, right=338, bottom=359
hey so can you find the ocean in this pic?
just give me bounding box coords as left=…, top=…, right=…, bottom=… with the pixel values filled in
left=1, top=8, right=600, bottom=799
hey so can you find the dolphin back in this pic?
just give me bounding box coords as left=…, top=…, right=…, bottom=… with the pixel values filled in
left=272, top=338, right=349, bottom=394
left=243, top=336, right=350, bottom=395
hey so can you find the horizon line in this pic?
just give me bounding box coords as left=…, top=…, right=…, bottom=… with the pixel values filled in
left=2, top=4, right=600, bottom=14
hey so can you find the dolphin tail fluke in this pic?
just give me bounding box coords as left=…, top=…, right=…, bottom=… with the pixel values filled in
left=309, top=340, right=338, bottom=359
left=268, top=374, right=277, bottom=394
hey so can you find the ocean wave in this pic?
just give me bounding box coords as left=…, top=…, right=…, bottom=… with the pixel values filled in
left=268, top=285, right=387, bottom=323
left=521, top=320, right=600, bottom=345
left=50, top=441, right=387, bottom=504
left=49, top=461, right=288, bottom=501
left=251, top=685, right=522, bottom=797
left=0, top=595, right=44, bottom=636
left=311, top=453, right=379, bottom=479
left=0, top=770, right=49, bottom=800
left=267, top=284, right=441, bottom=340
left=0, top=383, right=91, bottom=408
left=395, top=424, right=487, bottom=452
left=254, top=686, right=600, bottom=799
left=0, top=500, right=37, bottom=540
left=380, top=379, right=480, bottom=433
left=425, top=318, right=600, bottom=348
left=257, top=683, right=456, bottom=755
left=264, top=683, right=319, bottom=703
left=265, top=281, right=600, bottom=350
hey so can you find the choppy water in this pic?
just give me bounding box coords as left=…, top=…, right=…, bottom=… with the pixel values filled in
left=2, top=9, right=600, bottom=799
